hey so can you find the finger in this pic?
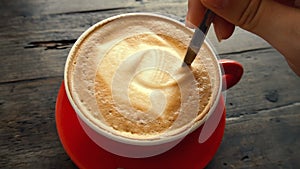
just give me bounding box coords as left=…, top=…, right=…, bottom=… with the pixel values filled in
left=186, top=0, right=206, bottom=28
left=186, top=0, right=235, bottom=40
left=203, top=0, right=299, bottom=44
left=201, top=0, right=300, bottom=76
left=200, top=0, right=264, bottom=32
left=213, top=15, right=235, bottom=41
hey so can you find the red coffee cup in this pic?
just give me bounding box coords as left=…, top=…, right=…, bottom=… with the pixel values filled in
left=63, top=13, right=243, bottom=158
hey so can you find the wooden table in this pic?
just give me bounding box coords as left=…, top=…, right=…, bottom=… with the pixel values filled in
left=1, top=0, right=299, bottom=168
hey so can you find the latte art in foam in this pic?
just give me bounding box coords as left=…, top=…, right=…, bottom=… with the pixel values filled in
left=66, top=14, right=219, bottom=140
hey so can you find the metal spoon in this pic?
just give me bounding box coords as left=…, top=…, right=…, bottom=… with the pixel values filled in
left=183, top=9, right=215, bottom=66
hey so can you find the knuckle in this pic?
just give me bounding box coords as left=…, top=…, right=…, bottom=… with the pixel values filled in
left=237, top=0, right=263, bottom=31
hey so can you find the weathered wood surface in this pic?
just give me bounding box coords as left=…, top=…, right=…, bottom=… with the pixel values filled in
left=0, top=0, right=299, bottom=169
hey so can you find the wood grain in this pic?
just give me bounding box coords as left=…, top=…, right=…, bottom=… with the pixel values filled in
left=207, top=104, right=300, bottom=169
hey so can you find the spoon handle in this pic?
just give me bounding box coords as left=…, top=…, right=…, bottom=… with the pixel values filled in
left=183, top=10, right=215, bottom=65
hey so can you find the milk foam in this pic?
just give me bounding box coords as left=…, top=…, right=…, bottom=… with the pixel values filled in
left=67, top=14, right=218, bottom=140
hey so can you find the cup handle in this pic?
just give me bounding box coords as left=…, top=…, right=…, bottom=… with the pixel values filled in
left=219, top=59, right=243, bottom=90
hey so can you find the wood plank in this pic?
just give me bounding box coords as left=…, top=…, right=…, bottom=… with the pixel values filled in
left=221, top=48, right=300, bottom=118
left=0, top=0, right=137, bottom=17
left=206, top=104, right=300, bottom=169
left=0, top=77, right=71, bottom=168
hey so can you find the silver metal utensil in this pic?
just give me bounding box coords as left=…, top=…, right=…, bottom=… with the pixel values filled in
left=183, top=9, right=215, bottom=66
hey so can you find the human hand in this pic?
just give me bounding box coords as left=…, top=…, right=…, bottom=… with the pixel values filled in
left=186, top=0, right=300, bottom=76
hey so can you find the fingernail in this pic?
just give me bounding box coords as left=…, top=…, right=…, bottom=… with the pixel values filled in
left=185, top=21, right=194, bottom=29
left=216, top=34, right=223, bottom=42
left=185, top=14, right=197, bottom=29
left=185, top=20, right=197, bottom=29
left=185, top=15, right=192, bottom=28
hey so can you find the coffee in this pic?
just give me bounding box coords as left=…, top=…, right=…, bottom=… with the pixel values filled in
left=66, top=13, right=220, bottom=141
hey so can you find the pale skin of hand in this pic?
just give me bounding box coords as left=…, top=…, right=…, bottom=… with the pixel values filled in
left=186, top=0, right=300, bottom=76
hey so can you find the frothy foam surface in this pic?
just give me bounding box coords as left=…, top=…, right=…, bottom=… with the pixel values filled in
left=67, top=14, right=219, bottom=140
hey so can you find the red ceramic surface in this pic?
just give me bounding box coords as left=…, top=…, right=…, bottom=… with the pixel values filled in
left=220, top=59, right=243, bottom=89
left=56, top=83, right=226, bottom=169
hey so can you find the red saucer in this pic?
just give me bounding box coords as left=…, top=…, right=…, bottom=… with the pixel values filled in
left=56, top=82, right=226, bottom=169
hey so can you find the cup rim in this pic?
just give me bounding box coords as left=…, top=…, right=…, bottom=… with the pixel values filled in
left=64, top=12, right=222, bottom=146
